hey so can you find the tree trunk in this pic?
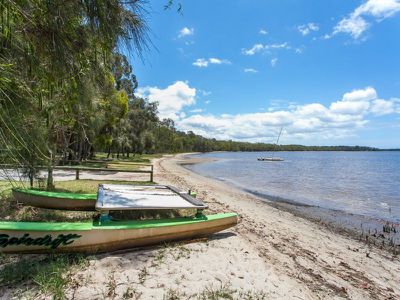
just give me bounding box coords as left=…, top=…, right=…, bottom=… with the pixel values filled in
left=47, top=167, right=54, bottom=190
left=47, top=150, right=55, bottom=190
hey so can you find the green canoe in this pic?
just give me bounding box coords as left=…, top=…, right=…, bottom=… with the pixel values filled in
left=12, top=188, right=97, bottom=211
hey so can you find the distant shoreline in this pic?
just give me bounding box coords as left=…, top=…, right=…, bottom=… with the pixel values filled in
left=186, top=149, right=400, bottom=153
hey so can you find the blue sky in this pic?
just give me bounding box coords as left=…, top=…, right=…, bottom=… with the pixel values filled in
left=128, top=0, right=400, bottom=148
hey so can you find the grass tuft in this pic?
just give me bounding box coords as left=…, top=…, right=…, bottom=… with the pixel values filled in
left=123, top=286, right=142, bottom=299
left=164, top=288, right=185, bottom=300
left=0, top=254, right=88, bottom=300
left=194, top=283, right=269, bottom=300
left=197, top=283, right=236, bottom=300
left=138, top=266, right=148, bottom=284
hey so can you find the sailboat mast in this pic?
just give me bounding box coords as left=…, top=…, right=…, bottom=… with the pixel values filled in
left=271, top=127, right=283, bottom=159
left=276, top=127, right=283, bottom=145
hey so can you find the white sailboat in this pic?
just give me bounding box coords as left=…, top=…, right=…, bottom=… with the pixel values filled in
left=258, top=127, right=284, bottom=161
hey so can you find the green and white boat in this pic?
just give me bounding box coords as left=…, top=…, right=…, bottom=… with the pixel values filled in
left=13, top=188, right=97, bottom=211
left=12, top=186, right=197, bottom=211
left=1, top=185, right=237, bottom=254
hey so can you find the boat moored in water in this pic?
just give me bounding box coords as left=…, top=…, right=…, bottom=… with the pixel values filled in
left=257, top=157, right=284, bottom=161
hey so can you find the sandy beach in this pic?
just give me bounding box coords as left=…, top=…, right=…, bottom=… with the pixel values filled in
left=1, top=153, right=399, bottom=299
left=151, top=154, right=400, bottom=299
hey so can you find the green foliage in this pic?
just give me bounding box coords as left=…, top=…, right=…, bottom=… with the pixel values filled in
left=0, top=0, right=149, bottom=177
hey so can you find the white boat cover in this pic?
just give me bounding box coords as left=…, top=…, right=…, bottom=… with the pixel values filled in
left=96, top=184, right=207, bottom=211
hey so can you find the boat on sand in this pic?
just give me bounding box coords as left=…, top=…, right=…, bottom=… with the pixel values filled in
left=1, top=184, right=237, bottom=254
left=12, top=185, right=198, bottom=211
left=0, top=213, right=237, bottom=254
left=12, top=188, right=97, bottom=211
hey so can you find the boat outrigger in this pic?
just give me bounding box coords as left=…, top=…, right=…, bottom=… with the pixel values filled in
left=1, top=184, right=237, bottom=254
left=13, top=188, right=97, bottom=211
left=12, top=186, right=197, bottom=211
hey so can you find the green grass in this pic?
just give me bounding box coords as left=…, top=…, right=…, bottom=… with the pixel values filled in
left=106, top=163, right=144, bottom=171
left=1, top=178, right=154, bottom=195
left=94, top=152, right=162, bottom=163
left=0, top=180, right=15, bottom=195
left=73, top=162, right=107, bottom=168
left=162, top=283, right=269, bottom=300
left=0, top=254, right=88, bottom=300
left=0, top=181, right=12, bottom=189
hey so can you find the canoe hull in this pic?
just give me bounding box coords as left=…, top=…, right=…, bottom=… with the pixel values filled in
left=13, top=189, right=96, bottom=211
left=0, top=214, right=237, bottom=254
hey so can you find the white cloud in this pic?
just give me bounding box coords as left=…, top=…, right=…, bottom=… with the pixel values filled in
left=295, top=48, right=303, bottom=54
left=193, top=58, right=209, bottom=68
left=370, top=99, right=395, bottom=115
left=329, top=87, right=377, bottom=115
left=137, top=81, right=196, bottom=120
left=330, top=100, right=370, bottom=115
left=190, top=108, right=204, bottom=113
left=330, top=0, right=400, bottom=39
left=259, top=29, right=268, bottom=35
left=242, top=42, right=290, bottom=55
left=298, top=23, right=319, bottom=35
left=199, top=90, right=212, bottom=96
left=242, top=44, right=264, bottom=55
left=333, top=15, right=369, bottom=39
left=244, top=68, right=258, bottom=73
left=342, top=86, right=377, bottom=102
left=209, top=58, right=231, bottom=64
left=178, top=27, right=194, bottom=38
left=193, top=58, right=231, bottom=68
left=176, top=87, right=399, bottom=142
left=271, top=58, right=278, bottom=67
left=267, top=42, right=290, bottom=49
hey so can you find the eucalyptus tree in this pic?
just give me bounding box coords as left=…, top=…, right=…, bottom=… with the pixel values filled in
left=126, top=98, right=158, bottom=155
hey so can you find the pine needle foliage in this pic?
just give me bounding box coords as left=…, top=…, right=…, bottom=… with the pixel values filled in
left=0, top=0, right=149, bottom=186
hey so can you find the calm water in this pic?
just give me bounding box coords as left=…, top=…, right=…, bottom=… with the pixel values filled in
left=186, top=151, right=400, bottom=223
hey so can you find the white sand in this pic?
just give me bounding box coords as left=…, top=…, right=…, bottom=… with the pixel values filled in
left=149, top=154, right=399, bottom=299
left=1, top=154, right=399, bottom=299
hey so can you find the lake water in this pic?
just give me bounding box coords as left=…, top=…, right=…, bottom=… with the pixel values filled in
left=186, top=151, right=400, bottom=223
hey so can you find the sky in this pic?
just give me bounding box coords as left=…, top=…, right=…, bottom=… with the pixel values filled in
left=127, top=0, right=400, bottom=148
